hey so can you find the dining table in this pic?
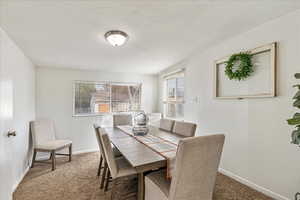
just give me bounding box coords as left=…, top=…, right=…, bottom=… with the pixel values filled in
left=104, top=125, right=184, bottom=200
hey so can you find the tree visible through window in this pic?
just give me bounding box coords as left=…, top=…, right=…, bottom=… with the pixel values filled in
left=163, top=71, right=184, bottom=119
left=74, top=81, right=141, bottom=116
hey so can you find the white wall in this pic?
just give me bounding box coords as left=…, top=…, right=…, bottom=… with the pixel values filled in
left=0, top=27, right=35, bottom=198
left=158, top=10, right=300, bottom=200
left=36, top=67, right=158, bottom=153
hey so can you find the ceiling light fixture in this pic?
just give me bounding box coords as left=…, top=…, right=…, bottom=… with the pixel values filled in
left=104, top=30, right=128, bottom=47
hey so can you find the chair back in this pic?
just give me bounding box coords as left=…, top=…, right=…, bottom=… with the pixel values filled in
left=113, top=114, right=132, bottom=127
left=172, top=121, right=197, bottom=137
left=30, top=119, right=56, bottom=147
left=147, top=113, right=162, bottom=126
left=93, top=124, right=105, bottom=157
left=97, top=127, right=118, bottom=178
left=159, top=119, right=174, bottom=132
left=169, top=134, right=225, bottom=200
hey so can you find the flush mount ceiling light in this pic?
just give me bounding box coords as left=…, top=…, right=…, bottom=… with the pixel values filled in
left=104, top=30, right=128, bottom=47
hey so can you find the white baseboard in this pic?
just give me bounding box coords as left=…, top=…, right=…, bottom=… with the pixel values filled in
left=73, top=148, right=99, bottom=155
left=12, top=148, right=99, bottom=193
left=219, top=168, right=290, bottom=200
left=12, top=166, right=30, bottom=192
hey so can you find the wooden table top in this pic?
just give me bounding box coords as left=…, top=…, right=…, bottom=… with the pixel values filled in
left=104, top=126, right=183, bottom=171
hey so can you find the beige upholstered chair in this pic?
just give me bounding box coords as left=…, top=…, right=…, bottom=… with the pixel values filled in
left=31, top=119, right=72, bottom=171
left=172, top=121, right=197, bottom=137
left=147, top=113, right=162, bottom=126
left=145, top=134, right=225, bottom=200
left=93, top=124, right=122, bottom=189
left=97, top=127, right=137, bottom=197
left=113, top=114, right=132, bottom=127
left=159, top=119, right=175, bottom=132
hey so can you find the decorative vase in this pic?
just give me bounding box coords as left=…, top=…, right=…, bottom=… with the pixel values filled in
left=132, top=111, right=149, bottom=136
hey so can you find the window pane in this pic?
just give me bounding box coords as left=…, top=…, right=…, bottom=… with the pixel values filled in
left=74, top=82, right=141, bottom=116
left=176, top=77, right=184, bottom=101
left=167, top=78, right=176, bottom=100
left=74, top=82, right=110, bottom=115
left=165, top=103, right=184, bottom=119
left=176, top=103, right=184, bottom=118
left=163, top=72, right=184, bottom=119
left=111, top=84, right=141, bottom=112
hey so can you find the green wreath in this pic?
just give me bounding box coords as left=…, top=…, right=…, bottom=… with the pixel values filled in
left=225, top=52, right=253, bottom=81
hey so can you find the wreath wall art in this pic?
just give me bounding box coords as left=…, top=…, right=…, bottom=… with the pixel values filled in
left=214, top=42, right=277, bottom=99
left=225, top=52, right=253, bottom=81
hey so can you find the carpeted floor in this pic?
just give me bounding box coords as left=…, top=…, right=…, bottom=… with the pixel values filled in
left=13, top=152, right=274, bottom=200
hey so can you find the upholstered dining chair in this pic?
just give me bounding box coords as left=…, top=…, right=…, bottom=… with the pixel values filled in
left=93, top=124, right=122, bottom=182
left=30, top=119, right=72, bottom=171
left=144, top=134, right=225, bottom=200
left=172, top=121, right=197, bottom=137
left=97, top=127, right=138, bottom=198
left=159, top=119, right=175, bottom=132
left=113, top=114, right=133, bottom=127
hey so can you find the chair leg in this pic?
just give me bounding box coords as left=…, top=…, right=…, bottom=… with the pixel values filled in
left=100, top=162, right=108, bottom=189
left=97, top=155, right=103, bottom=176
left=110, top=179, right=116, bottom=200
left=51, top=150, right=56, bottom=171
left=31, top=149, right=37, bottom=168
left=105, top=170, right=111, bottom=192
left=49, top=153, right=52, bottom=160
left=69, top=144, right=72, bottom=162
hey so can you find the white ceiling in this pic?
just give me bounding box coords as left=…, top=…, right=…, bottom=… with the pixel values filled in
left=1, top=0, right=300, bottom=74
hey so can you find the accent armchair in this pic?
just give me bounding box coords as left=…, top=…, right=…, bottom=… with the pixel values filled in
left=30, top=119, right=72, bottom=171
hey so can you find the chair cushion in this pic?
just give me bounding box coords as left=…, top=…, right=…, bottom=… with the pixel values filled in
left=36, top=140, right=72, bottom=150
left=159, top=119, right=174, bottom=132
left=115, top=157, right=137, bottom=178
left=172, top=121, right=196, bottom=137
left=145, top=170, right=170, bottom=200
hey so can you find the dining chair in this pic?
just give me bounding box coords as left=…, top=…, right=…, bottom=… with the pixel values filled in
left=147, top=113, right=162, bottom=126
left=159, top=119, right=175, bottom=132
left=113, top=114, right=133, bottom=127
left=93, top=124, right=121, bottom=181
left=97, top=127, right=138, bottom=199
left=144, top=134, right=225, bottom=200
left=30, top=119, right=72, bottom=171
left=172, top=121, right=197, bottom=137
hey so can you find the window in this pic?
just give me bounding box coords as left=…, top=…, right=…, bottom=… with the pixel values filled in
left=163, top=70, right=184, bottom=119
left=111, top=83, right=141, bottom=112
left=74, top=81, right=141, bottom=116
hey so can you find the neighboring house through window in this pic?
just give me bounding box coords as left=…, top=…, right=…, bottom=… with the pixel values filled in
left=74, top=81, right=141, bottom=116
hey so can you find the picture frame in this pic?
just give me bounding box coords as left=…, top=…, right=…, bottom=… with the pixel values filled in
left=214, top=42, right=277, bottom=99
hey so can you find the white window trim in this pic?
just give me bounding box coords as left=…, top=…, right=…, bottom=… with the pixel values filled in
left=162, top=69, right=185, bottom=119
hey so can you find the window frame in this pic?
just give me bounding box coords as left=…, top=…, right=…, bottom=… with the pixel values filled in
left=72, top=80, right=142, bottom=117
left=163, top=70, right=185, bottom=119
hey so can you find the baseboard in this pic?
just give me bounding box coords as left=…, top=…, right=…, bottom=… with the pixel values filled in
left=12, top=148, right=99, bottom=193
left=12, top=166, right=30, bottom=193
left=219, top=168, right=290, bottom=200
left=73, top=148, right=99, bottom=155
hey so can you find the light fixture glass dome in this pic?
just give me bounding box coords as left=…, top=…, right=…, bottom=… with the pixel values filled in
left=104, top=30, right=128, bottom=47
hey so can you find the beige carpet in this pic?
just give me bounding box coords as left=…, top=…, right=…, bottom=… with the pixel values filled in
left=13, top=152, right=274, bottom=200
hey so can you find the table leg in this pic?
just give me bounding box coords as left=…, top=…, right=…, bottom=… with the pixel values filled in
left=138, top=172, right=144, bottom=200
